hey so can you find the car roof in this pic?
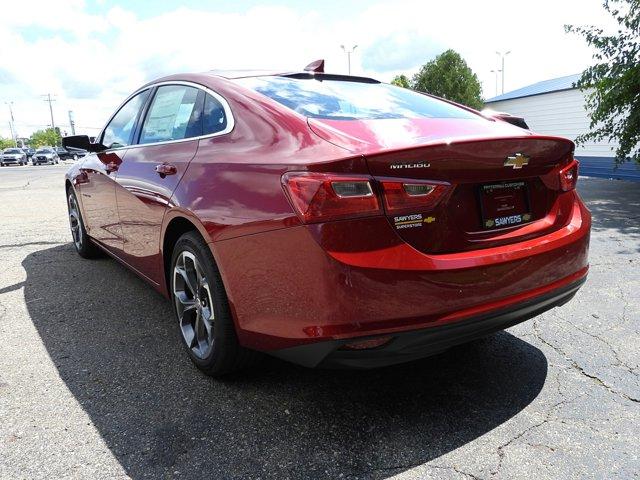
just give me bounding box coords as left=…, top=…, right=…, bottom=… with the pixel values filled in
left=206, top=70, right=380, bottom=84
left=207, top=69, right=294, bottom=79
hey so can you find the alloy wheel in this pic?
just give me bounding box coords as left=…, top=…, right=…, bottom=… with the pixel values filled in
left=173, top=251, right=215, bottom=359
left=68, top=194, right=83, bottom=250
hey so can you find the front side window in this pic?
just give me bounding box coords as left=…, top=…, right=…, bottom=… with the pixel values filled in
left=235, top=75, right=480, bottom=121
left=139, top=85, right=203, bottom=144
left=102, top=89, right=150, bottom=149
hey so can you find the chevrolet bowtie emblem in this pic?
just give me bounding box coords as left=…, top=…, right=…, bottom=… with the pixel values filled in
left=504, top=153, right=530, bottom=169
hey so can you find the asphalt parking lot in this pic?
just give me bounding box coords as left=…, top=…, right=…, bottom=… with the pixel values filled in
left=0, top=165, right=638, bottom=479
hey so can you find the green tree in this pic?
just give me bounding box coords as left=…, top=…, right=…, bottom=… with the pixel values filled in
left=391, top=74, right=411, bottom=88
left=412, top=49, right=483, bottom=110
left=566, top=0, right=640, bottom=165
left=0, top=137, right=15, bottom=150
left=29, top=128, right=61, bottom=148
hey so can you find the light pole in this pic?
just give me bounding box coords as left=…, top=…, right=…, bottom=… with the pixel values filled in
left=5, top=102, right=17, bottom=146
left=340, top=44, right=358, bottom=75
left=490, top=69, right=502, bottom=97
left=68, top=110, right=76, bottom=135
left=496, top=51, right=511, bottom=94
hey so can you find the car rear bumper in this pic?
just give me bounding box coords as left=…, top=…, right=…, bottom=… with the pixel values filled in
left=270, top=274, right=586, bottom=368
left=213, top=191, right=590, bottom=358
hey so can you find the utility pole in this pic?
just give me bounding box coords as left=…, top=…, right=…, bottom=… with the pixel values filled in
left=8, top=122, right=15, bottom=146
left=42, top=93, right=56, bottom=131
left=5, top=102, right=17, bottom=146
left=68, top=110, right=76, bottom=135
left=495, top=51, right=511, bottom=94
left=340, top=44, right=358, bottom=75
left=490, top=69, right=502, bottom=97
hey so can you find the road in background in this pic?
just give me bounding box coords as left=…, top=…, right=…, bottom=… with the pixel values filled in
left=0, top=166, right=638, bottom=479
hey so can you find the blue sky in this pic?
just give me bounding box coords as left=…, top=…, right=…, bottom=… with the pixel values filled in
left=0, top=0, right=614, bottom=138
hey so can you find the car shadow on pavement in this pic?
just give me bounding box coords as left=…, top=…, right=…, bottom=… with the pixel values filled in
left=23, top=245, right=548, bottom=479
left=578, top=178, right=640, bottom=253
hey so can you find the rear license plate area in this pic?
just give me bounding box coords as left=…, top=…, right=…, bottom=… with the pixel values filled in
left=479, top=181, right=532, bottom=229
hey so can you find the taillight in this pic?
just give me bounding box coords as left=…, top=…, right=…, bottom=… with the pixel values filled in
left=379, top=180, right=451, bottom=214
left=282, top=172, right=381, bottom=223
left=559, top=159, right=579, bottom=191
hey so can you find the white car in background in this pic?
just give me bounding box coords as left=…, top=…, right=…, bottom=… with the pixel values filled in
left=1, top=148, right=27, bottom=166
left=32, top=147, right=60, bottom=165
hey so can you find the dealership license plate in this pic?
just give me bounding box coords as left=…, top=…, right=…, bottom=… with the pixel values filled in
left=479, top=181, right=532, bottom=229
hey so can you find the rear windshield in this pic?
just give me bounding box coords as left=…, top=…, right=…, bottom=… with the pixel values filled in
left=234, top=76, right=479, bottom=120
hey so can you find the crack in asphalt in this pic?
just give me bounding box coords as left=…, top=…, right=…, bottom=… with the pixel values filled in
left=618, top=285, right=633, bottom=326
left=525, top=442, right=555, bottom=453
left=573, top=323, right=638, bottom=375
left=492, top=398, right=570, bottom=476
left=429, top=464, right=484, bottom=479
left=347, top=462, right=484, bottom=480
left=532, top=318, right=640, bottom=404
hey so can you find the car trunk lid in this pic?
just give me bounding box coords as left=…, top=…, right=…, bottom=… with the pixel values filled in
left=309, top=117, right=576, bottom=253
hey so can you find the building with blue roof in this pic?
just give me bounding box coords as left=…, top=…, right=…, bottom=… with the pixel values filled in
left=485, top=74, right=638, bottom=181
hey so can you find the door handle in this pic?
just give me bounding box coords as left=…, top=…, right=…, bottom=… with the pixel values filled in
left=155, top=163, right=177, bottom=177
left=106, top=162, right=119, bottom=173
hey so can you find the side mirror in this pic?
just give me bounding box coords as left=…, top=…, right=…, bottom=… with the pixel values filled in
left=62, top=135, right=106, bottom=153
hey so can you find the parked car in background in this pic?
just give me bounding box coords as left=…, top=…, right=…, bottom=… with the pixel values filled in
left=55, top=146, right=85, bottom=161
left=22, top=147, right=36, bottom=160
left=63, top=65, right=590, bottom=376
left=32, top=147, right=59, bottom=165
left=1, top=148, right=27, bottom=166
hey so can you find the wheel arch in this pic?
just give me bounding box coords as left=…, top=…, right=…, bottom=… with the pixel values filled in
left=161, top=211, right=217, bottom=297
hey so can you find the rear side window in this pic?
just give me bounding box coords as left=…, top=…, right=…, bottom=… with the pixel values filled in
left=235, top=76, right=479, bottom=120
left=102, top=89, right=150, bottom=149
left=140, top=85, right=204, bottom=144
left=203, top=93, right=228, bottom=135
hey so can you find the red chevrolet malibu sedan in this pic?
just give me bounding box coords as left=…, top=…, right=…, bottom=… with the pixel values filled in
left=63, top=64, right=590, bottom=375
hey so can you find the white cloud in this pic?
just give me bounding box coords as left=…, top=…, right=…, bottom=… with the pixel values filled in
left=0, top=0, right=616, bottom=139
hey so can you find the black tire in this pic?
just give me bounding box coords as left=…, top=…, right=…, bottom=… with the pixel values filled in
left=170, top=231, right=258, bottom=376
left=67, top=188, right=102, bottom=259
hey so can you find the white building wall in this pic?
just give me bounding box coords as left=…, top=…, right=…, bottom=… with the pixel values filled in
left=487, top=89, right=618, bottom=158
